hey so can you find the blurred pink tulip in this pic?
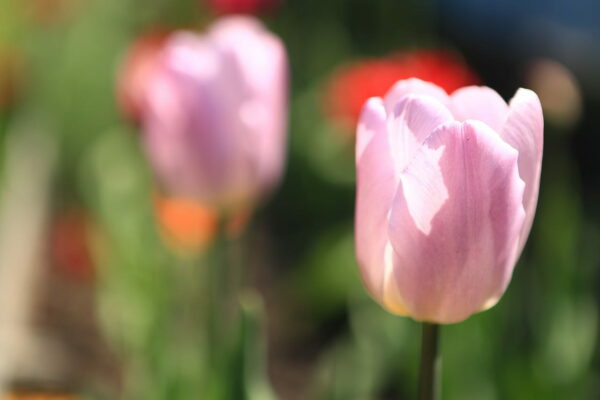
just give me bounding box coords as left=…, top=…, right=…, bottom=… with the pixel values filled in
left=141, top=17, right=288, bottom=211
left=355, top=78, right=543, bottom=323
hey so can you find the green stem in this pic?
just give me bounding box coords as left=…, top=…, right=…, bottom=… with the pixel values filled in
left=418, top=322, right=441, bottom=400
left=203, top=215, right=225, bottom=399
left=205, top=213, right=243, bottom=398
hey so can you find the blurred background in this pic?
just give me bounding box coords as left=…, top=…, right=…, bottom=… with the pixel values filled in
left=0, top=0, right=599, bottom=399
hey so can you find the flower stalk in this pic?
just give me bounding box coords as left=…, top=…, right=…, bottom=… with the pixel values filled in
left=418, top=322, right=441, bottom=400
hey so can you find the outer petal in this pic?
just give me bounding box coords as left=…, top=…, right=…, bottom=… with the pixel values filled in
left=501, top=89, right=544, bottom=249
left=383, top=78, right=450, bottom=113
left=387, top=94, right=454, bottom=174
left=388, top=120, right=525, bottom=323
left=142, top=32, right=239, bottom=204
left=355, top=98, right=385, bottom=162
left=450, top=86, right=509, bottom=132
left=355, top=95, right=453, bottom=315
left=355, top=98, right=408, bottom=314
left=209, top=16, right=289, bottom=204
left=142, top=71, right=201, bottom=196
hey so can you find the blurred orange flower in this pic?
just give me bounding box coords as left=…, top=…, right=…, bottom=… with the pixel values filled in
left=50, top=209, right=94, bottom=281
left=324, top=50, right=479, bottom=131
left=154, top=196, right=219, bottom=254
left=116, top=30, right=170, bottom=124
left=154, top=195, right=253, bottom=254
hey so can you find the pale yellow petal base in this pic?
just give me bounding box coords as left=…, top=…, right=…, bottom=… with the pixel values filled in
left=382, top=242, right=410, bottom=316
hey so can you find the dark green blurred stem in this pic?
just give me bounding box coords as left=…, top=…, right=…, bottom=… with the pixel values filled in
left=208, top=215, right=230, bottom=364
left=206, top=212, right=243, bottom=398
left=418, top=323, right=441, bottom=400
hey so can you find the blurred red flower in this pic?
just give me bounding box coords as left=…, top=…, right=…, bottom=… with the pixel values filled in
left=324, top=50, right=479, bottom=131
left=50, top=209, right=94, bottom=282
left=0, top=47, right=23, bottom=111
left=204, top=0, right=279, bottom=15
left=116, top=30, right=170, bottom=124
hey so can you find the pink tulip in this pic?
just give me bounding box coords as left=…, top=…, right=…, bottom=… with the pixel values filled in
left=141, top=16, right=288, bottom=212
left=355, top=78, right=543, bottom=323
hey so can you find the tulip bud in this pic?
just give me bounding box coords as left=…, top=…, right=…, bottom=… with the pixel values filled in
left=140, top=17, right=288, bottom=212
left=355, top=78, right=543, bottom=323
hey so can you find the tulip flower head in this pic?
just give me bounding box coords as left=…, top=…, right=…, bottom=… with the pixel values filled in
left=140, top=17, right=288, bottom=213
left=355, top=78, right=543, bottom=323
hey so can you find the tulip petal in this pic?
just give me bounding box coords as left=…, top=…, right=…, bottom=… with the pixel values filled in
left=387, top=94, right=454, bottom=174
left=356, top=98, right=386, bottom=162
left=450, top=86, right=509, bottom=132
left=355, top=98, right=407, bottom=312
left=209, top=16, right=289, bottom=202
left=142, top=47, right=215, bottom=198
left=388, top=120, right=525, bottom=323
left=144, top=33, right=240, bottom=202
left=502, top=89, right=544, bottom=249
left=383, top=78, right=450, bottom=113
